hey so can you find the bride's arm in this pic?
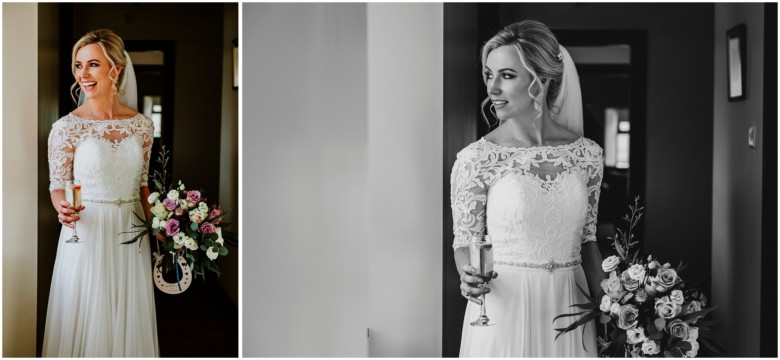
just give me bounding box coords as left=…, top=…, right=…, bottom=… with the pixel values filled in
left=581, top=241, right=605, bottom=299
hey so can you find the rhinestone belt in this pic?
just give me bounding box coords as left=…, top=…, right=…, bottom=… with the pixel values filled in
left=495, top=259, right=582, bottom=273
left=83, top=197, right=140, bottom=206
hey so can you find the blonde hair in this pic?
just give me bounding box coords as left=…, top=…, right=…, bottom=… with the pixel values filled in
left=70, top=29, right=127, bottom=103
left=480, top=20, right=564, bottom=123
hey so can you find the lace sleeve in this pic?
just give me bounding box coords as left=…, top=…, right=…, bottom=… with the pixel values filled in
left=48, top=119, right=75, bottom=192
left=139, top=116, right=154, bottom=187
left=450, top=146, right=488, bottom=250
left=582, top=141, right=604, bottom=243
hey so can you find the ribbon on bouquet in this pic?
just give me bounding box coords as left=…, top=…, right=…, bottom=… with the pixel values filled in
left=174, top=252, right=182, bottom=291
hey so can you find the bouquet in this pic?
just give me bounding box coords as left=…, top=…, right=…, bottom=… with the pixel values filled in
left=554, top=197, right=725, bottom=357
left=123, top=146, right=237, bottom=280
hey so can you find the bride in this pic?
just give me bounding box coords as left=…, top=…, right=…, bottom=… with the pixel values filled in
left=43, top=29, right=159, bottom=357
left=451, top=20, right=605, bottom=357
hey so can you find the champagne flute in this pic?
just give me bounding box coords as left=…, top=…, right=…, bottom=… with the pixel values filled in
left=470, top=238, right=495, bottom=326
left=64, top=180, right=82, bottom=243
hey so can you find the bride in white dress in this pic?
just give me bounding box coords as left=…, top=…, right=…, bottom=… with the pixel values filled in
left=43, top=29, right=159, bottom=357
left=451, top=20, right=605, bottom=357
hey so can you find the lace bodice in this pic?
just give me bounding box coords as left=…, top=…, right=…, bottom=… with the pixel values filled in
left=48, top=113, right=153, bottom=200
left=450, top=137, right=603, bottom=263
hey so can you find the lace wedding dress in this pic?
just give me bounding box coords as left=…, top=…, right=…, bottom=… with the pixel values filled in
left=451, top=137, right=603, bottom=357
left=43, top=113, right=159, bottom=357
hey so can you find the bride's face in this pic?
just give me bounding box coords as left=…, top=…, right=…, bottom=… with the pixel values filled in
left=73, top=43, right=122, bottom=102
left=484, top=45, right=535, bottom=121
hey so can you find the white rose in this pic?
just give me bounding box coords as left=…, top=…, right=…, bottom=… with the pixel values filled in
left=627, top=264, right=646, bottom=281
left=178, top=181, right=185, bottom=191
left=167, top=190, right=179, bottom=200
left=602, top=255, right=621, bottom=273
left=150, top=203, right=169, bottom=219
left=206, top=246, right=219, bottom=260
left=159, top=219, right=168, bottom=230
left=626, top=326, right=646, bottom=344
left=148, top=192, right=160, bottom=204
left=184, top=237, right=198, bottom=251
left=215, top=227, right=224, bottom=245
left=198, top=201, right=209, bottom=213
left=189, top=209, right=205, bottom=224
left=600, top=295, right=612, bottom=312
left=179, top=199, right=189, bottom=210
left=152, top=217, right=160, bottom=229
left=685, top=340, right=699, bottom=357
left=670, top=290, right=685, bottom=305
left=648, top=261, right=657, bottom=270
left=688, top=327, right=699, bottom=340
left=610, top=302, right=621, bottom=315
left=173, top=233, right=185, bottom=249
left=641, top=340, right=660, bottom=355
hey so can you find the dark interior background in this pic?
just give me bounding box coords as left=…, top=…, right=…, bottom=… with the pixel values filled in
left=36, top=3, right=238, bottom=357
left=443, top=3, right=720, bottom=357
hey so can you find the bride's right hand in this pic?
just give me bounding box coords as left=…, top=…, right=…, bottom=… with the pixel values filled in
left=460, top=265, right=499, bottom=305
left=57, top=200, right=84, bottom=229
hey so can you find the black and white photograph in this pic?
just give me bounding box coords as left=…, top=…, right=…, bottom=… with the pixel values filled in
left=243, top=2, right=776, bottom=358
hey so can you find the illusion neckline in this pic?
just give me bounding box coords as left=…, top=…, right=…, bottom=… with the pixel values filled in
left=480, top=136, right=584, bottom=151
left=69, top=112, right=142, bottom=122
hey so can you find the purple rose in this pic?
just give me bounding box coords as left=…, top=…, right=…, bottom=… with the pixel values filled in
left=163, top=197, right=178, bottom=211
left=166, top=218, right=180, bottom=237
left=209, top=208, right=223, bottom=224
left=200, top=222, right=217, bottom=234
left=186, top=190, right=202, bottom=203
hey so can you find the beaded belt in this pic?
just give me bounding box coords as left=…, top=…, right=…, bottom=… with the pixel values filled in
left=83, top=197, right=140, bottom=206
left=495, top=259, right=582, bottom=273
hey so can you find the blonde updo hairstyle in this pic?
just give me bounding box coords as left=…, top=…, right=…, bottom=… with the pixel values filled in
left=70, top=29, right=127, bottom=103
left=480, top=20, right=564, bottom=124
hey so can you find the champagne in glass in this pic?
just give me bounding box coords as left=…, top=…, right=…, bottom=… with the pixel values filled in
left=65, top=180, right=82, bottom=243
left=470, top=236, right=495, bottom=326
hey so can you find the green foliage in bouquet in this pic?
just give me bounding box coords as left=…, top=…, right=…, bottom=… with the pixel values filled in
left=553, top=197, right=726, bottom=357
left=121, top=146, right=238, bottom=279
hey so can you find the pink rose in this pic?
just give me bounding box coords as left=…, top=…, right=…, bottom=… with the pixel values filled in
left=186, top=190, right=202, bottom=203
left=209, top=208, right=223, bottom=224
left=163, top=197, right=178, bottom=211
left=165, top=218, right=180, bottom=237
left=200, top=222, right=217, bottom=234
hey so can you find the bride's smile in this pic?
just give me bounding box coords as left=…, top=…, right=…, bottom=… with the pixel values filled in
left=73, top=43, right=122, bottom=101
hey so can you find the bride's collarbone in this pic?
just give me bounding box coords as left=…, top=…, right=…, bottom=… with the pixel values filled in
left=71, top=107, right=138, bottom=120
left=485, top=128, right=580, bottom=149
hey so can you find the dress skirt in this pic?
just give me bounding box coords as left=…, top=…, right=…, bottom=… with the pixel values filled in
left=460, top=264, right=597, bottom=357
left=42, top=200, right=159, bottom=357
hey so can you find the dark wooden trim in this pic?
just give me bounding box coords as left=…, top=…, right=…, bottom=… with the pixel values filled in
left=760, top=3, right=777, bottom=357
left=554, top=28, right=649, bottom=256
left=124, top=40, right=176, bottom=180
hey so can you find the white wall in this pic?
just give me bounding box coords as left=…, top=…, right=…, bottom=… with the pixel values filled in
left=242, top=3, right=369, bottom=356
left=711, top=3, right=765, bottom=356
left=366, top=3, right=443, bottom=357
left=242, top=3, right=443, bottom=356
left=2, top=3, right=39, bottom=357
